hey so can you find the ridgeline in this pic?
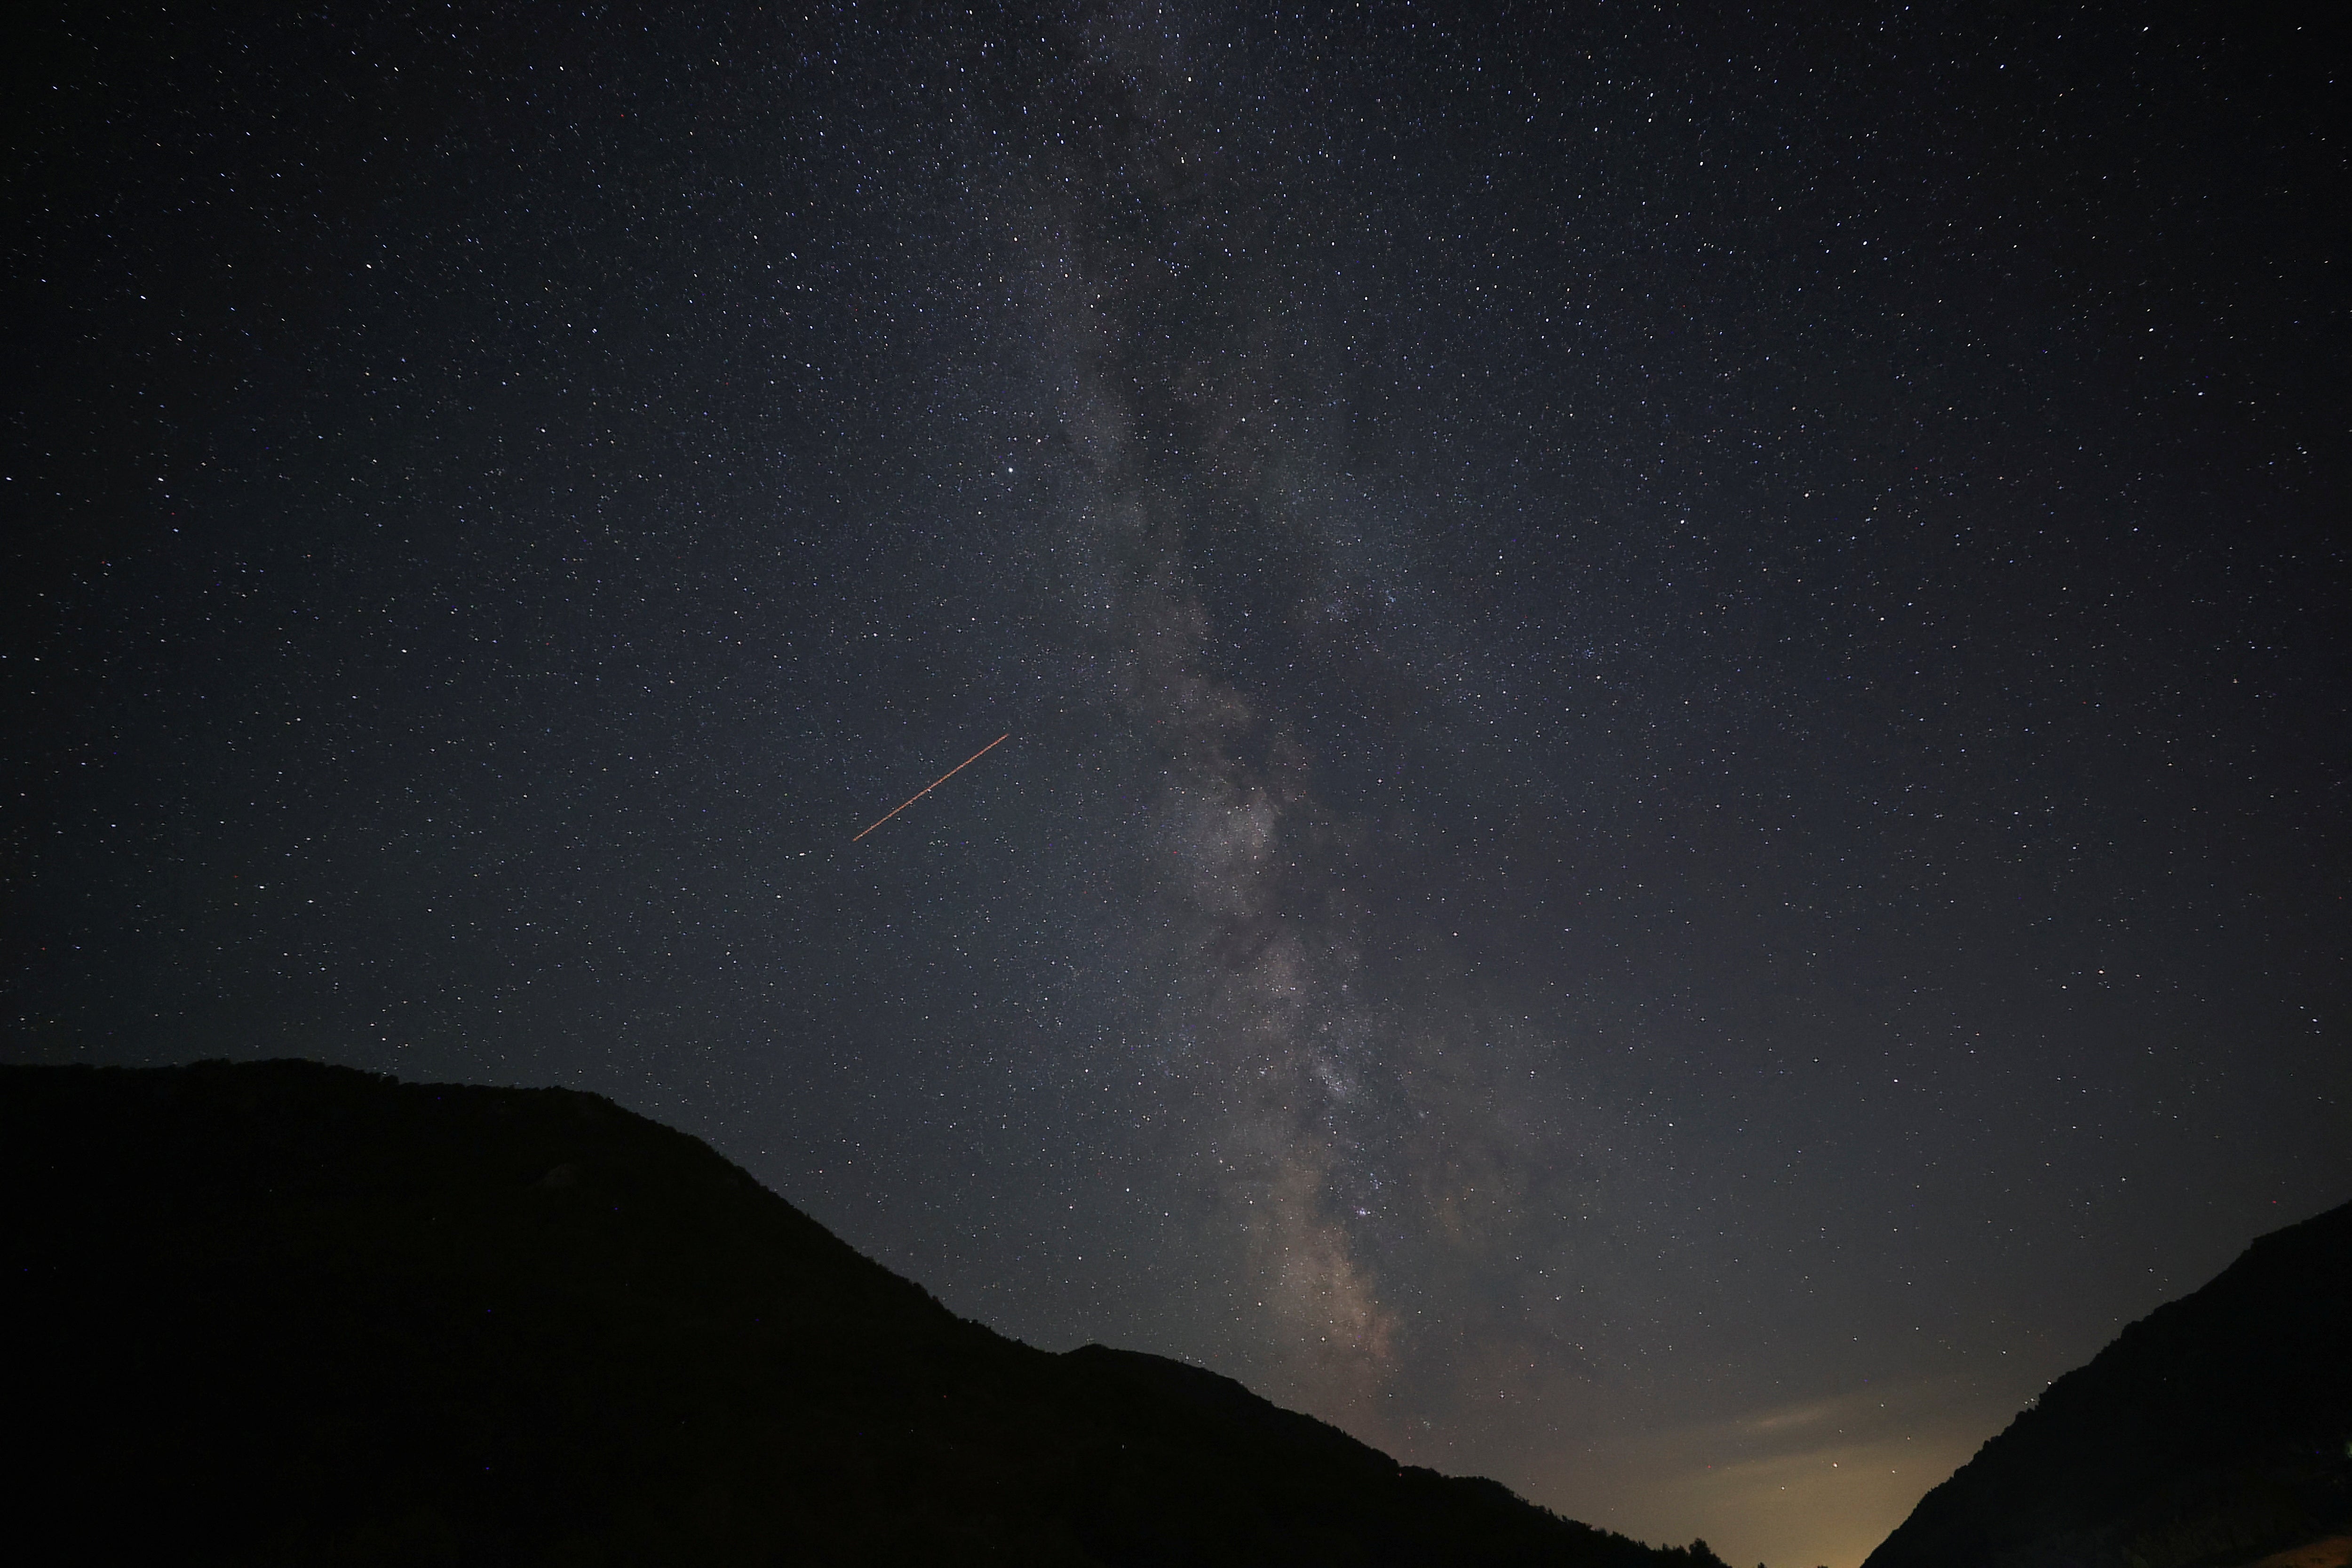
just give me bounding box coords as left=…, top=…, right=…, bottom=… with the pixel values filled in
left=3, top=1059, right=1723, bottom=1568
left=1864, top=1196, right=2352, bottom=1568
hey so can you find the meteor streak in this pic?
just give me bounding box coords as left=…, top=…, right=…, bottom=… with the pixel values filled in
left=851, top=733, right=1010, bottom=842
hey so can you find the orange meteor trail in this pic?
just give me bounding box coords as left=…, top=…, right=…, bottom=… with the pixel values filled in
left=852, top=733, right=1010, bottom=842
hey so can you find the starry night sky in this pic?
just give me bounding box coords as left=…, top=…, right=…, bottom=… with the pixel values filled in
left=8, top=5, right=2347, bottom=1563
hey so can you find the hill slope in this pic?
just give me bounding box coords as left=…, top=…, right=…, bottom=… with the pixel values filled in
left=1, top=1059, right=1708, bottom=1568
left=1863, top=1198, right=2352, bottom=1568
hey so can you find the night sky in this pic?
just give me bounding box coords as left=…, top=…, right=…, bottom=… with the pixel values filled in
left=8, top=5, right=2347, bottom=1563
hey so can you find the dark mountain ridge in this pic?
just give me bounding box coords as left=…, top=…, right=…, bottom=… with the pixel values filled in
left=2, top=1058, right=1715, bottom=1567
left=1863, top=1196, right=2352, bottom=1568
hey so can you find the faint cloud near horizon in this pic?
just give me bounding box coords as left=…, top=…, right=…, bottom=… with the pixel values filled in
left=1525, top=1379, right=2026, bottom=1568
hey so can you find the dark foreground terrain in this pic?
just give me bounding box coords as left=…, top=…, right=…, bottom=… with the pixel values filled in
left=3, top=1059, right=1715, bottom=1568
left=1864, top=1195, right=2352, bottom=1568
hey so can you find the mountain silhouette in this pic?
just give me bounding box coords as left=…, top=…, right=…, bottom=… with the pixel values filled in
left=2, top=1059, right=1722, bottom=1567
left=1863, top=1197, right=2352, bottom=1568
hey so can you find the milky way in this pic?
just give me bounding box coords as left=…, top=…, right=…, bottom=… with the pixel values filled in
left=9, top=7, right=2346, bottom=1564
left=972, top=16, right=1635, bottom=1440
